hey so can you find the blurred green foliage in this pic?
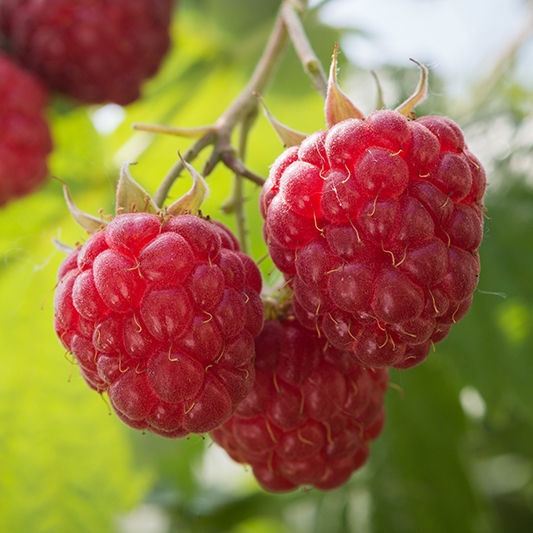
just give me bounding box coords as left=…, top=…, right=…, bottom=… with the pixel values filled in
left=1, top=0, right=533, bottom=532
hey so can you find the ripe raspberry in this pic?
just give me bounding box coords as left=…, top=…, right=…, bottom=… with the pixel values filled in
left=0, top=52, right=52, bottom=206
left=1, top=0, right=174, bottom=105
left=261, top=109, right=486, bottom=369
left=54, top=212, right=264, bottom=437
left=210, top=312, right=388, bottom=492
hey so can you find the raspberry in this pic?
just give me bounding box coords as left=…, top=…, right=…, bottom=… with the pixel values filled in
left=210, top=312, right=388, bottom=492
left=1, top=0, right=174, bottom=105
left=0, top=52, right=52, bottom=206
left=262, top=109, right=485, bottom=369
left=54, top=212, right=264, bottom=437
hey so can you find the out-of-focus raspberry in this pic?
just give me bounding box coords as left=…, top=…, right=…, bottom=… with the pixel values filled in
left=1, top=0, right=175, bottom=105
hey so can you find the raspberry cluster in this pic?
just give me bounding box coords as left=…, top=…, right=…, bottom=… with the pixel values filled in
left=261, top=110, right=486, bottom=369
left=49, top=45, right=486, bottom=494
left=211, top=312, right=388, bottom=492
left=0, top=52, right=52, bottom=206
left=1, top=0, right=174, bottom=105
left=54, top=212, right=264, bottom=437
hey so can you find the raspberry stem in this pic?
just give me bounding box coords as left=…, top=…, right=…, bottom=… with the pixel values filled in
left=223, top=105, right=258, bottom=255
left=149, top=0, right=327, bottom=214
left=280, top=1, right=328, bottom=98
left=152, top=130, right=217, bottom=207
left=151, top=10, right=288, bottom=207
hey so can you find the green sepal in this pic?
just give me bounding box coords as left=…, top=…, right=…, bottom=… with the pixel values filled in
left=395, top=59, right=429, bottom=118
left=116, top=163, right=159, bottom=215
left=52, top=238, right=76, bottom=254
left=325, top=43, right=365, bottom=128
left=132, top=122, right=214, bottom=138
left=165, top=156, right=209, bottom=216
left=255, top=92, right=308, bottom=147
left=63, top=182, right=106, bottom=234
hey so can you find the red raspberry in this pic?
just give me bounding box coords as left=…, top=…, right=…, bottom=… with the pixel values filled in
left=54, top=213, right=264, bottom=437
left=1, top=0, right=174, bottom=105
left=210, top=313, right=388, bottom=492
left=0, top=52, right=52, bottom=206
left=261, top=110, right=486, bottom=369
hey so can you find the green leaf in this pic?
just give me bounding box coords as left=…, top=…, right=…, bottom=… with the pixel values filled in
left=439, top=179, right=533, bottom=420
left=369, top=361, right=491, bottom=533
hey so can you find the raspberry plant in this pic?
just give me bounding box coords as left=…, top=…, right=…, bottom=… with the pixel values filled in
left=47, top=0, right=486, bottom=490
left=3, top=0, right=514, bottom=527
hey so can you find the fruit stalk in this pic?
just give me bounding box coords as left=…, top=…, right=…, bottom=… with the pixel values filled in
left=280, top=0, right=328, bottom=97
left=150, top=0, right=327, bottom=211
left=152, top=8, right=289, bottom=207
left=221, top=105, right=259, bottom=254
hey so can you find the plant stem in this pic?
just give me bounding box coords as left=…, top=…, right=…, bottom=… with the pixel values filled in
left=281, top=2, right=328, bottom=98
left=153, top=130, right=216, bottom=207
left=153, top=4, right=290, bottom=206
left=220, top=155, right=265, bottom=186
left=152, top=0, right=328, bottom=208
left=210, top=9, right=290, bottom=156
left=233, top=108, right=258, bottom=255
